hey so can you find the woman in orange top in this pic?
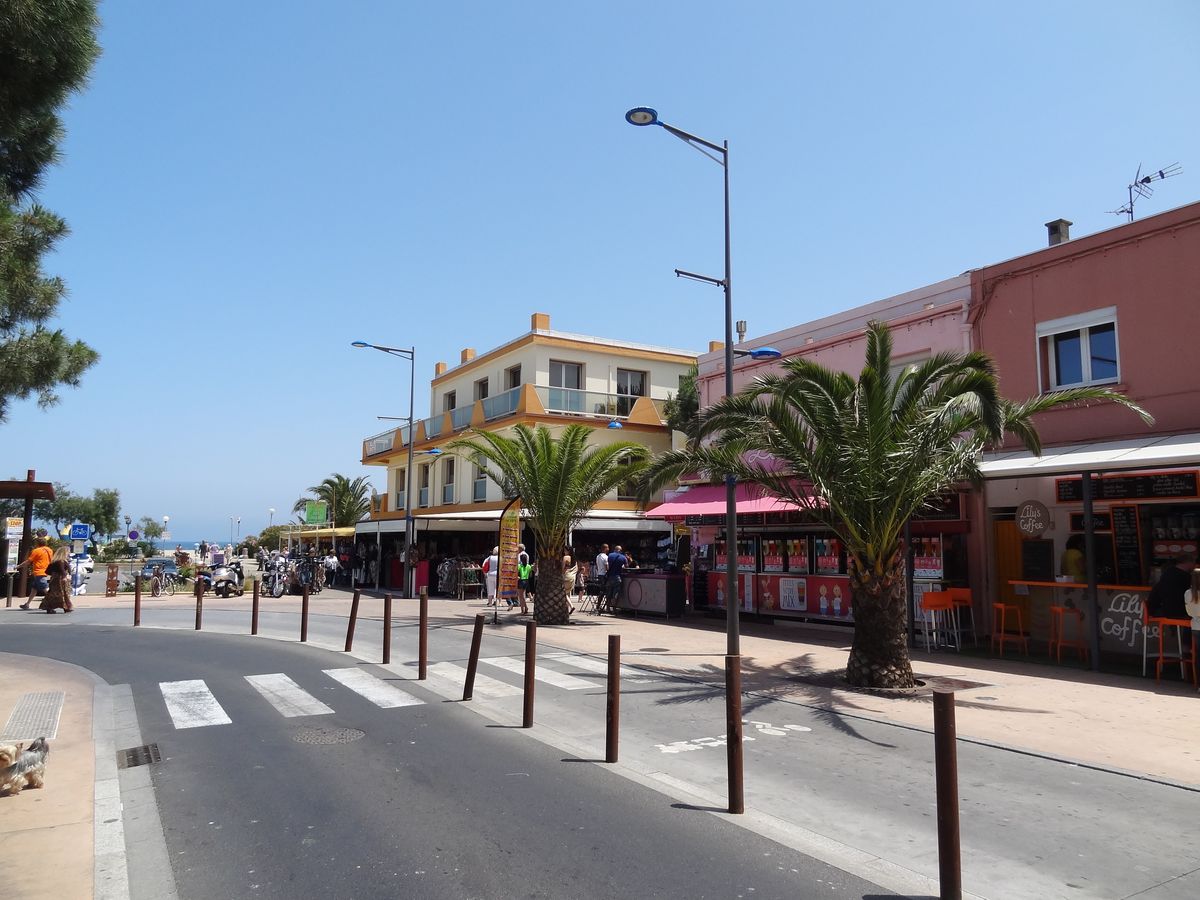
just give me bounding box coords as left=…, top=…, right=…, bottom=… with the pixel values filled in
left=17, top=536, right=52, bottom=609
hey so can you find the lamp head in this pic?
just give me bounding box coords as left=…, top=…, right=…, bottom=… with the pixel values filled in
left=607, top=419, right=623, bottom=429
left=350, top=341, right=371, bottom=348
left=748, top=347, right=782, bottom=360
left=625, top=107, right=659, bottom=127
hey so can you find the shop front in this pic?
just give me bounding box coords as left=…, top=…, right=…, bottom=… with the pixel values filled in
left=981, top=432, right=1200, bottom=670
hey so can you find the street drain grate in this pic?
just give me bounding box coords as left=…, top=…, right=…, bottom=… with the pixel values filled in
left=292, top=725, right=365, bottom=745
left=118, top=743, right=161, bottom=769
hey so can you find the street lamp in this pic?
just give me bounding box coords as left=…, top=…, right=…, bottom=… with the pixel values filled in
left=124, top=515, right=133, bottom=577
left=627, top=106, right=781, bottom=815
left=353, top=340, right=417, bottom=597
left=163, top=515, right=170, bottom=552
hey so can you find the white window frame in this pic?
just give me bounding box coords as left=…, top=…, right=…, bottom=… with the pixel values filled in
left=474, top=377, right=489, bottom=401
left=473, top=464, right=487, bottom=502
left=443, top=390, right=457, bottom=412
left=1035, top=307, right=1119, bottom=392
left=505, top=364, right=522, bottom=390
left=441, top=457, right=455, bottom=505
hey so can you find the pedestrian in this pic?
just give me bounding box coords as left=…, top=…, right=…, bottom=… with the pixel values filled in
left=324, top=550, right=339, bottom=588
left=1148, top=552, right=1196, bottom=619
left=16, top=536, right=52, bottom=609
left=594, top=543, right=609, bottom=581
left=41, top=546, right=72, bottom=613
left=483, top=545, right=500, bottom=605
left=199, top=540, right=209, bottom=564
left=604, top=544, right=628, bottom=614
left=562, top=549, right=578, bottom=615
left=517, top=554, right=533, bottom=614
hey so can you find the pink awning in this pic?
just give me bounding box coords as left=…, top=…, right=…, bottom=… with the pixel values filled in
left=645, top=483, right=819, bottom=521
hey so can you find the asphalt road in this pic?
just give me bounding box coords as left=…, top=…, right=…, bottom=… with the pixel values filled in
left=0, top=621, right=891, bottom=900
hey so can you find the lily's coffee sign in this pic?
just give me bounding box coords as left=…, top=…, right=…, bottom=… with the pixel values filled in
left=1056, top=471, right=1199, bottom=503
left=1016, top=500, right=1050, bottom=537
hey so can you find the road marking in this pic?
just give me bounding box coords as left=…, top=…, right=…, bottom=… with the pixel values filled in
left=159, top=680, right=232, bottom=729
left=481, top=655, right=593, bottom=690
left=425, top=661, right=522, bottom=698
left=541, top=652, right=657, bottom=684
left=323, top=668, right=425, bottom=708
left=655, top=720, right=812, bottom=753
left=244, top=674, right=334, bottom=718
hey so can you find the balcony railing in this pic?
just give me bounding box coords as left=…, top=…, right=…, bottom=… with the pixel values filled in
left=365, top=429, right=396, bottom=456
left=536, top=386, right=634, bottom=418
left=450, top=405, right=473, bottom=431
left=473, top=478, right=487, bottom=502
left=442, top=484, right=455, bottom=505
left=482, top=386, right=521, bottom=421
left=422, top=414, right=443, bottom=439
left=395, top=490, right=406, bottom=511
left=419, top=487, right=430, bottom=507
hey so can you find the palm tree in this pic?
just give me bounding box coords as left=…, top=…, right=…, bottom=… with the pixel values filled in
left=448, top=424, right=650, bottom=625
left=292, top=474, right=373, bottom=528
left=643, top=321, right=1151, bottom=688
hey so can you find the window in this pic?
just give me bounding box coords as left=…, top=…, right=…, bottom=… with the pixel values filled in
left=395, top=468, right=406, bottom=511
left=505, top=365, right=522, bottom=390
left=442, top=458, right=455, bottom=504
left=549, top=360, right=583, bottom=412
left=473, top=464, right=487, bottom=502
left=1037, top=309, right=1119, bottom=390
left=617, top=458, right=638, bottom=501
left=419, top=464, right=431, bottom=507
left=474, top=377, right=489, bottom=401
left=616, top=368, right=647, bottom=416
left=443, top=390, right=456, bottom=412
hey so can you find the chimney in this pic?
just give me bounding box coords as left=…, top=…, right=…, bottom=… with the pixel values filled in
left=434, top=361, right=447, bottom=377
left=1045, top=218, right=1072, bottom=247
left=531, top=312, right=550, bottom=331
left=708, top=340, right=724, bottom=353
left=460, top=348, right=475, bottom=364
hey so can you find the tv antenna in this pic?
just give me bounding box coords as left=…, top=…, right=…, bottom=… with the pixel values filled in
left=1110, top=162, right=1182, bottom=222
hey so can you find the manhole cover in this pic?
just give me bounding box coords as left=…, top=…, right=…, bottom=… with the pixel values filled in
left=292, top=725, right=365, bottom=745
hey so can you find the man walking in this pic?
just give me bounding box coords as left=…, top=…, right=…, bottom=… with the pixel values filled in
left=603, top=544, right=627, bottom=614
left=17, top=536, right=52, bottom=609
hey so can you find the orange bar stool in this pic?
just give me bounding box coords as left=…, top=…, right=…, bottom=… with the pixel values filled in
left=1152, top=616, right=1195, bottom=684
left=919, top=591, right=959, bottom=652
left=1048, top=605, right=1088, bottom=663
left=991, top=601, right=1028, bottom=657
left=947, top=587, right=978, bottom=647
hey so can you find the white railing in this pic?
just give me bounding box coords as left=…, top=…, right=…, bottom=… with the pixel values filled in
left=365, top=429, right=395, bottom=455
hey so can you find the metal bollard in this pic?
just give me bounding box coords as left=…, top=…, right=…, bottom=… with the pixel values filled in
left=463, top=614, right=485, bottom=701
left=345, top=589, right=361, bottom=652
left=382, top=594, right=392, bottom=664
left=934, top=690, right=962, bottom=900
left=134, top=575, right=142, bottom=627
left=725, top=655, right=744, bottom=815
left=6, top=572, right=13, bottom=607
left=301, top=584, right=310, bottom=642
left=522, top=621, right=537, bottom=728
left=606, top=634, right=620, bottom=763
left=195, top=584, right=203, bottom=631
left=251, top=578, right=260, bottom=635
left=418, top=586, right=429, bottom=680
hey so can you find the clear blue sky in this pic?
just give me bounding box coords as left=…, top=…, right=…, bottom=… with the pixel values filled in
left=4, top=1, right=1197, bottom=540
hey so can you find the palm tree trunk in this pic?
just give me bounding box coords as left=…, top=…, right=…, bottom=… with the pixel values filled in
left=533, top=552, right=571, bottom=625
left=845, top=553, right=915, bottom=688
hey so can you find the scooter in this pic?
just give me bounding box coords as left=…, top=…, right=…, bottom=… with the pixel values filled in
left=211, top=560, right=244, bottom=598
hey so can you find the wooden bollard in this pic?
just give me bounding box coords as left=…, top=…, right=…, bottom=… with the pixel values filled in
left=463, top=614, right=485, bottom=701
left=418, top=586, right=429, bottom=680
left=345, top=589, right=361, bottom=652
left=934, top=691, right=962, bottom=900
left=134, top=575, right=142, bottom=627
left=301, top=584, right=310, bottom=642
left=522, top=621, right=536, bottom=728
left=195, top=580, right=203, bottom=631
left=382, top=594, right=392, bottom=664
left=606, top=634, right=620, bottom=763
left=251, top=577, right=260, bottom=635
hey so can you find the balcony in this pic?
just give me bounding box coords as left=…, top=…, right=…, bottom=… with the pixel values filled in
left=536, top=386, right=633, bottom=419
left=422, top=414, right=443, bottom=439
left=364, top=428, right=396, bottom=458
left=482, top=386, right=520, bottom=421
left=449, top=405, right=473, bottom=431
left=473, top=478, right=487, bottom=502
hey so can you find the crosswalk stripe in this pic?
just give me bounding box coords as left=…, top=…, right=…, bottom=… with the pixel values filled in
left=244, top=674, right=334, bottom=718
left=541, top=652, right=657, bottom=684
left=425, top=661, right=522, bottom=698
left=160, top=680, right=232, bottom=729
left=323, top=668, right=424, bottom=708
left=481, top=656, right=593, bottom=691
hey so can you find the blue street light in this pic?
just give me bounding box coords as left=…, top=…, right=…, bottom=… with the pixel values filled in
left=607, top=419, right=623, bottom=429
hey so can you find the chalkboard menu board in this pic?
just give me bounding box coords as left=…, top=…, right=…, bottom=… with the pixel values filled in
left=1056, top=471, right=1199, bottom=503
left=1021, top=539, right=1055, bottom=581
left=1110, top=504, right=1143, bottom=585
left=1069, top=512, right=1113, bottom=532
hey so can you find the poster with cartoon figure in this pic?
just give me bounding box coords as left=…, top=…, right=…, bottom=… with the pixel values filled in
left=708, top=571, right=755, bottom=612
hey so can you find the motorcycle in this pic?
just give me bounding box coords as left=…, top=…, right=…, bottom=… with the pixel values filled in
left=211, top=560, right=244, bottom=598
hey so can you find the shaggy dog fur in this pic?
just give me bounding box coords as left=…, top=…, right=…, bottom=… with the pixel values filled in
left=0, top=737, right=49, bottom=795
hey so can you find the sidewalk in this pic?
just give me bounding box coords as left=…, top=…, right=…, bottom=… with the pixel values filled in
left=59, top=584, right=1200, bottom=787
left=0, top=652, right=98, bottom=900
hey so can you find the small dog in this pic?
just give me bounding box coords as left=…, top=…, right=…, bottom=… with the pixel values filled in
left=0, top=737, right=50, bottom=795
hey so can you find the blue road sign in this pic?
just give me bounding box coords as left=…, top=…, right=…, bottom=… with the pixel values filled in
left=128, top=530, right=140, bottom=541
left=70, top=523, right=91, bottom=541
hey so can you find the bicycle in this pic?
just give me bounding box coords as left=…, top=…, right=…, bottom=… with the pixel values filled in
left=149, top=566, right=180, bottom=597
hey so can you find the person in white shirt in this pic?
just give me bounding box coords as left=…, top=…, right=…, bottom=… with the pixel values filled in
left=594, top=544, right=609, bottom=579
left=483, top=546, right=500, bottom=605
left=324, top=552, right=339, bottom=587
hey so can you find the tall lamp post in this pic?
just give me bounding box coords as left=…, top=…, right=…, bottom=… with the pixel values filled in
left=124, top=515, right=133, bottom=578
left=352, top=340, right=417, bottom=598
left=626, top=106, right=779, bottom=815
left=163, top=515, right=170, bottom=552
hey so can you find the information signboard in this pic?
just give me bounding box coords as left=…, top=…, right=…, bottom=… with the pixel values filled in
left=1056, top=471, right=1199, bottom=503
